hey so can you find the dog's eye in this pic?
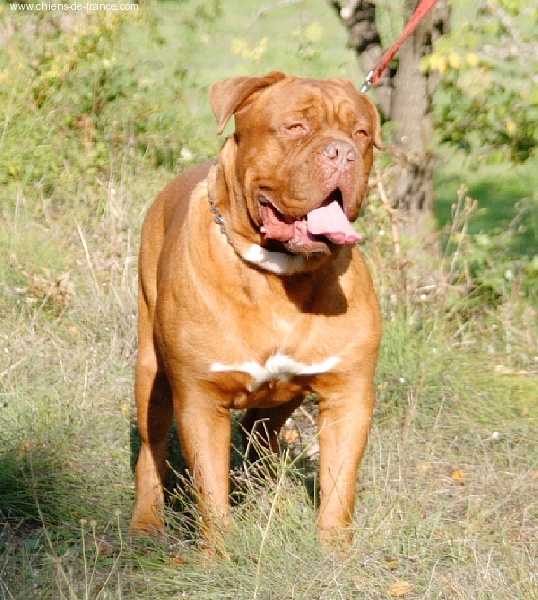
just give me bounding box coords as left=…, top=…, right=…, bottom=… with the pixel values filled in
left=283, top=122, right=308, bottom=137
left=353, top=128, right=369, bottom=139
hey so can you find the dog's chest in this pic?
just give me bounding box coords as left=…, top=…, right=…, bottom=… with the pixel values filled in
left=206, top=306, right=342, bottom=408
left=197, top=262, right=352, bottom=408
left=211, top=353, right=339, bottom=390
left=209, top=352, right=339, bottom=409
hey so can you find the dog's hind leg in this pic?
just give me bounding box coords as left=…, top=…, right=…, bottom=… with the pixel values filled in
left=241, top=395, right=305, bottom=464
left=131, top=305, right=173, bottom=533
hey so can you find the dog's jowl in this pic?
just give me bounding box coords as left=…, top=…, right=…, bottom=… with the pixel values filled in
left=131, top=72, right=382, bottom=544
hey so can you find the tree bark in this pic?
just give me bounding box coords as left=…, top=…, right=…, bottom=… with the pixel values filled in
left=329, top=0, right=450, bottom=240
left=389, top=0, right=449, bottom=239
left=329, top=0, right=392, bottom=120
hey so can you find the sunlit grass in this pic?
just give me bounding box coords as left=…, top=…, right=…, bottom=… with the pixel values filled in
left=0, top=2, right=536, bottom=599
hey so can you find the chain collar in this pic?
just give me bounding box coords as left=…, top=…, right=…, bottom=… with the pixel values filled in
left=208, top=195, right=233, bottom=247
left=205, top=164, right=310, bottom=276
left=207, top=164, right=234, bottom=247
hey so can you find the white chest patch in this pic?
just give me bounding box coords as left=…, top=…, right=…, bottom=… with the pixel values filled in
left=240, top=244, right=307, bottom=275
left=210, top=353, right=340, bottom=392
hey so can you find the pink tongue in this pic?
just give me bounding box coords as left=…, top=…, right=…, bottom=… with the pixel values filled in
left=306, top=200, right=361, bottom=244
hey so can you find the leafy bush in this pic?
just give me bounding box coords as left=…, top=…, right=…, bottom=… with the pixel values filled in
left=0, top=8, right=192, bottom=205
left=427, top=1, right=538, bottom=163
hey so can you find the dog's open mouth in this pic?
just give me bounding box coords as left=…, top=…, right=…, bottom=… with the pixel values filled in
left=258, top=190, right=361, bottom=254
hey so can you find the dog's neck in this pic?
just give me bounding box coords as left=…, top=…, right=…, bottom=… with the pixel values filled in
left=206, top=164, right=319, bottom=276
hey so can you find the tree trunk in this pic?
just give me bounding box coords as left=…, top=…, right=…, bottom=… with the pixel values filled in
left=389, top=0, right=449, bottom=239
left=329, top=0, right=392, bottom=120
left=329, top=0, right=450, bottom=241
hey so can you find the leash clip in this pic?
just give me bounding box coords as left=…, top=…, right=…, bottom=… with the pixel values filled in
left=360, top=0, right=439, bottom=94
left=360, top=70, right=374, bottom=94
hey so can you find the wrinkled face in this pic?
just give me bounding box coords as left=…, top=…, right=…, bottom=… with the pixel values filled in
left=233, top=78, right=379, bottom=255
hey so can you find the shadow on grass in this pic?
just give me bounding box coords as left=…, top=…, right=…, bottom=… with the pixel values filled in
left=0, top=441, right=102, bottom=531
left=128, top=410, right=320, bottom=536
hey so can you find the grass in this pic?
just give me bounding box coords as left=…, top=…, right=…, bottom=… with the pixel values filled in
left=1, top=1, right=537, bottom=598
left=435, top=150, right=538, bottom=257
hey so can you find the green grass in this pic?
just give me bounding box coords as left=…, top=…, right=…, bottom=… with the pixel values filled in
left=435, top=151, right=538, bottom=257
left=1, top=1, right=537, bottom=598
left=133, top=0, right=360, bottom=140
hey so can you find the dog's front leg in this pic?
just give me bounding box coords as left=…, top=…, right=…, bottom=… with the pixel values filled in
left=316, top=379, right=375, bottom=542
left=174, top=393, right=232, bottom=547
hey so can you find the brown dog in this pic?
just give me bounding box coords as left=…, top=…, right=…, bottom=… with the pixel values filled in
left=131, top=72, right=382, bottom=544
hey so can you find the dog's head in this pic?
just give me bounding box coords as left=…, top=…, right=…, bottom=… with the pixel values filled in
left=210, top=72, right=381, bottom=258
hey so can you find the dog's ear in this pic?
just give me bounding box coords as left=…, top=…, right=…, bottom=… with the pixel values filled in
left=210, top=71, right=287, bottom=135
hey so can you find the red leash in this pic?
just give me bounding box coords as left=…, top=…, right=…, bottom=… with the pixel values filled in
left=361, top=0, right=439, bottom=93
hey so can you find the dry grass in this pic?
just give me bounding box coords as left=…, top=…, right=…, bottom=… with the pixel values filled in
left=1, top=3, right=537, bottom=599
left=1, top=148, right=536, bottom=598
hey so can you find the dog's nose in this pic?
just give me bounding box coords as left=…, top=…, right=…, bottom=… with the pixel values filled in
left=322, top=140, right=356, bottom=170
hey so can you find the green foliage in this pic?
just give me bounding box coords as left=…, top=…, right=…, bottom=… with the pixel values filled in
left=0, top=8, right=192, bottom=205
left=181, top=0, right=222, bottom=28
left=428, top=1, right=538, bottom=163
left=442, top=186, right=538, bottom=304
